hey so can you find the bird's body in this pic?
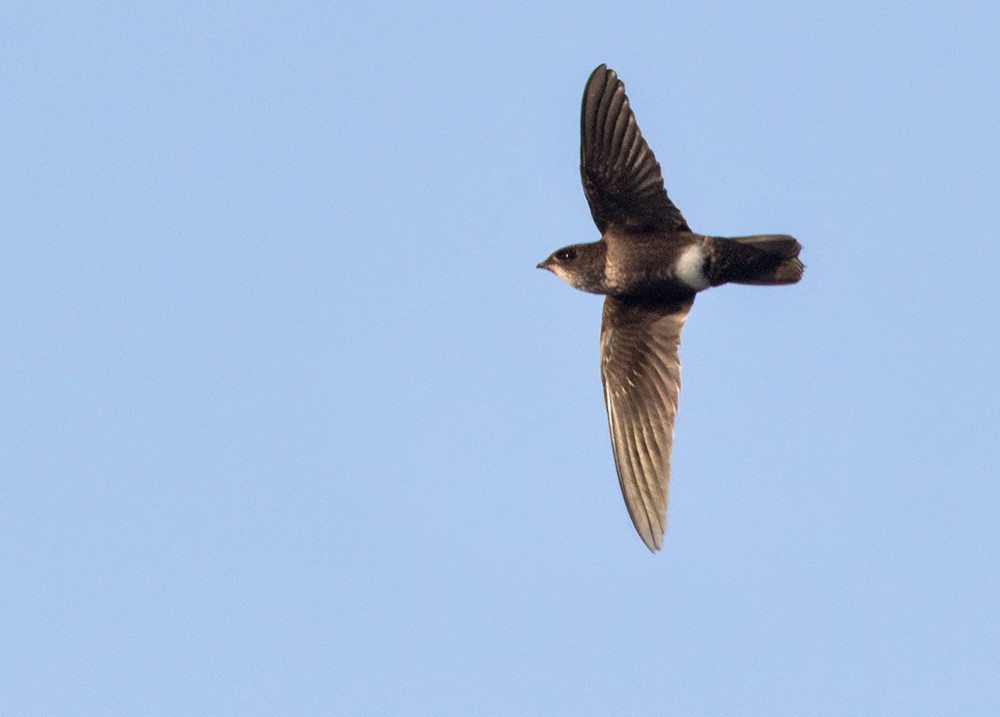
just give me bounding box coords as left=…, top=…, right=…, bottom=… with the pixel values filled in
left=544, top=231, right=802, bottom=298
left=539, top=65, right=803, bottom=552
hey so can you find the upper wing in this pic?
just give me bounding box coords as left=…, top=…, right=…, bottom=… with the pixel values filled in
left=580, top=65, right=690, bottom=235
left=600, top=294, right=693, bottom=551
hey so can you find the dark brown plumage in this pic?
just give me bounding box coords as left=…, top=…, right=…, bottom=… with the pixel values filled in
left=538, top=65, right=803, bottom=551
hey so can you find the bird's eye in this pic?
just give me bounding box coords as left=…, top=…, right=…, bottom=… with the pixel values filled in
left=555, top=248, right=577, bottom=262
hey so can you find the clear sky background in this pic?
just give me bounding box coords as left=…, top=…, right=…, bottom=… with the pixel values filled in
left=3, top=1, right=999, bottom=714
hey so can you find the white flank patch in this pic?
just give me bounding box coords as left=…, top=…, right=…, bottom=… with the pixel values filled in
left=675, top=244, right=710, bottom=291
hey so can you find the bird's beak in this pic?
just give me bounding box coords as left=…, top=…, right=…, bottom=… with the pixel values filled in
left=537, top=258, right=552, bottom=271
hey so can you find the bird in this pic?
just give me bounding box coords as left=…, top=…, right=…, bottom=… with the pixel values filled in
left=538, top=64, right=803, bottom=552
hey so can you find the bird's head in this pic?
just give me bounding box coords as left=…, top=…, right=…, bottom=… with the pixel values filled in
left=537, top=242, right=607, bottom=294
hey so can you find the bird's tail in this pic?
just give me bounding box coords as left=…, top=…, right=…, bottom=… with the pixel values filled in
left=708, top=234, right=803, bottom=286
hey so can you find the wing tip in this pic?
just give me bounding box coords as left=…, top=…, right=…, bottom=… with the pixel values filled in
left=587, top=63, right=618, bottom=90
left=641, top=534, right=664, bottom=553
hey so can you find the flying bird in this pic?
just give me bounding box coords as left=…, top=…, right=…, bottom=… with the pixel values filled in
left=538, top=65, right=803, bottom=552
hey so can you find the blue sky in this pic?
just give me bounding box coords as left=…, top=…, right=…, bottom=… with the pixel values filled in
left=3, top=1, right=999, bottom=714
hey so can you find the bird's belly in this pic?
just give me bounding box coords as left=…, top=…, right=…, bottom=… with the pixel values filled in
left=605, top=242, right=709, bottom=296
